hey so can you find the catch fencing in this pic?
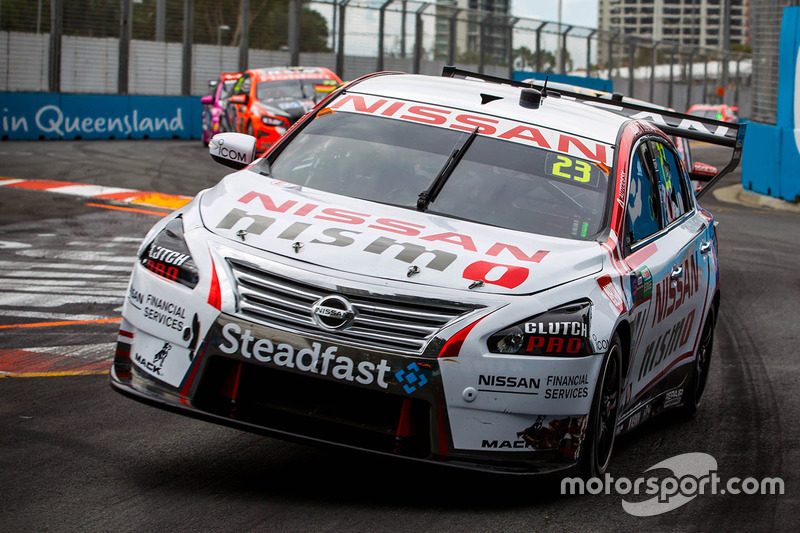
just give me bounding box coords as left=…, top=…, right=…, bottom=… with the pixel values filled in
left=0, top=0, right=752, bottom=115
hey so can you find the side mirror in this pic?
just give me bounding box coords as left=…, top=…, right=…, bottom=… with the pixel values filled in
left=689, top=161, right=718, bottom=182
left=209, top=132, right=256, bottom=170
left=229, top=94, right=248, bottom=105
left=200, top=95, right=213, bottom=105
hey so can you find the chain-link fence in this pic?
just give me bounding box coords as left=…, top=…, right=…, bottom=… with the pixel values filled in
left=0, top=0, right=752, bottom=115
left=750, top=1, right=798, bottom=123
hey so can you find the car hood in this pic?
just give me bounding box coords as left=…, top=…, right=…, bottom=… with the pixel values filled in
left=199, top=171, right=605, bottom=295
left=255, top=98, right=313, bottom=120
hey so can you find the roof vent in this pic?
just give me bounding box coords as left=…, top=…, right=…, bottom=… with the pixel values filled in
left=480, top=93, right=503, bottom=105
left=611, top=92, right=624, bottom=102
left=519, top=88, right=543, bottom=109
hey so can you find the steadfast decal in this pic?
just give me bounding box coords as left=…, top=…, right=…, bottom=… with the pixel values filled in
left=219, top=322, right=392, bottom=389
left=328, top=94, right=613, bottom=166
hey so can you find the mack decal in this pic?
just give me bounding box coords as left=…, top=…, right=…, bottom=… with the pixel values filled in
left=218, top=322, right=392, bottom=389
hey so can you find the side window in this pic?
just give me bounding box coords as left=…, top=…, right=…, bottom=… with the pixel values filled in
left=626, top=142, right=663, bottom=247
left=650, top=141, right=690, bottom=224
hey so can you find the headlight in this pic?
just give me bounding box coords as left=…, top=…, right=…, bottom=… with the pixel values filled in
left=139, top=217, right=199, bottom=289
left=487, top=300, right=592, bottom=356
left=261, top=115, right=285, bottom=126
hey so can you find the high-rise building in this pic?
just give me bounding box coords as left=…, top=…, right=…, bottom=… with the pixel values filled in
left=434, top=0, right=511, bottom=64
left=598, top=0, right=750, bottom=63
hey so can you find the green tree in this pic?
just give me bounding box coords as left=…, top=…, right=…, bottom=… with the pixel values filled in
left=514, top=46, right=556, bottom=71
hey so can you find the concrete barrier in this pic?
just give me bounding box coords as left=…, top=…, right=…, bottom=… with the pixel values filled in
left=741, top=7, right=800, bottom=203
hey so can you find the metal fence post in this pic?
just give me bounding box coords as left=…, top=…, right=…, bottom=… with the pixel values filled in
left=560, top=25, right=572, bottom=74
left=181, top=0, right=193, bottom=96
left=703, top=54, right=709, bottom=103
left=448, top=8, right=460, bottom=65
left=607, top=31, right=616, bottom=78
left=649, top=41, right=658, bottom=101
left=479, top=13, right=490, bottom=74
left=118, top=0, right=131, bottom=95
left=48, top=0, right=63, bottom=92
left=734, top=54, right=742, bottom=109
left=586, top=30, right=596, bottom=77
left=400, top=0, right=407, bottom=58
left=628, top=38, right=635, bottom=97
left=535, top=21, right=546, bottom=72
left=668, top=45, right=676, bottom=108
left=413, top=3, right=429, bottom=74
left=686, top=50, right=695, bottom=108
left=507, top=17, right=519, bottom=79
left=288, top=0, right=300, bottom=66
left=155, top=0, right=166, bottom=42
left=239, top=0, right=250, bottom=69
left=377, top=0, right=393, bottom=72
left=336, top=0, right=349, bottom=78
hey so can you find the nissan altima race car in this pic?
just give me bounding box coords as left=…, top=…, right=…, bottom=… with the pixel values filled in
left=111, top=68, right=744, bottom=476
left=226, top=66, right=343, bottom=153
left=200, top=72, right=241, bottom=146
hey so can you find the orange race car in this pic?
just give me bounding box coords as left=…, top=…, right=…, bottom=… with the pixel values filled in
left=226, top=66, right=342, bottom=152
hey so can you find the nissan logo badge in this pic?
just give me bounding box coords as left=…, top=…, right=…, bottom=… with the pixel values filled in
left=311, top=295, right=356, bottom=330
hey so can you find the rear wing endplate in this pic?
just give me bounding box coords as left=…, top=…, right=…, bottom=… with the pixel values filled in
left=441, top=66, right=746, bottom=197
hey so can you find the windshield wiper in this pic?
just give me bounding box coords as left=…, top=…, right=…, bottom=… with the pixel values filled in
left=417, top=127, right=479, bottom=211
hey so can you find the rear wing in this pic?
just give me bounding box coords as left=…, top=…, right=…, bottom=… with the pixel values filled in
left=441, top=66, right=746, bottom=197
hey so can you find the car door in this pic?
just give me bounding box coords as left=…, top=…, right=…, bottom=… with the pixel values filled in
left=624, top=137, right=710, bottom=406
left=230, top=74, right=251, bottom=133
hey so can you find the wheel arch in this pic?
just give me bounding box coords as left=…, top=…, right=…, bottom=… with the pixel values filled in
left=614, top=318, right=632, bottom=379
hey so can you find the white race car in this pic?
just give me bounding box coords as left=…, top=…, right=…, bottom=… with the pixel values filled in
left=111, top=68, right=744, bottom=476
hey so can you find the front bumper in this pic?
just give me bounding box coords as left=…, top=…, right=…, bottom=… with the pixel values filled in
left=112, top=310, right=593, bottom=475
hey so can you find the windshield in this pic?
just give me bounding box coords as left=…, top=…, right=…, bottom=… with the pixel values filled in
left=256, top=78, right=334, bottom=101
left=263, top=110, right=610, bottom=240
left=217, top=79, right=237, bottom=100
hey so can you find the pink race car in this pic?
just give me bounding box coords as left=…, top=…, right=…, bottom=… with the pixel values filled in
left=200, top=72, right=241, bottom=146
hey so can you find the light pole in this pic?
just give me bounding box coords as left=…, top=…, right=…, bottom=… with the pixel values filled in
left=217, top=24, right=230, bottom=71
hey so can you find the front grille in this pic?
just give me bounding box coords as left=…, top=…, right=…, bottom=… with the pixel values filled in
left=227, top=258, right=477, bottom=354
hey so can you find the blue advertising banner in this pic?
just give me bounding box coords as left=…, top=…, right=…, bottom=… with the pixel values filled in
left=512, top=71, right=614, bottom=93
left=0, top=93, right=202, bottom=141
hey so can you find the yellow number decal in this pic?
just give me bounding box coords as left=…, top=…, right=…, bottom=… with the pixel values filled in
left=574, top=160, right=592, bottom=183
left=552, top=155, right=573, bottom=180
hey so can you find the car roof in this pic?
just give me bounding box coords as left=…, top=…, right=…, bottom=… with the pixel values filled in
left=350, top=74, right=629, bottom=146
left=248, top=66, right=339, bottom=82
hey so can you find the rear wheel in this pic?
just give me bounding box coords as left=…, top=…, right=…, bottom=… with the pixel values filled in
left=580, top=334, right=622, bottom=478
left=247, top=121, right=254, bottom=137
left=681, top=308, right=715, bottom=417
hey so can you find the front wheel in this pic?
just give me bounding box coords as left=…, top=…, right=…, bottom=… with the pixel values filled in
left=579, top=334, right=622, bottom=478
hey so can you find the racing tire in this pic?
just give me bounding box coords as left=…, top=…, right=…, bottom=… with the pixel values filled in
left=247, top=121, right=254, bottom=137
left=579, top=333, right=622, bottom=479
left=680, top=307, right=716, bottom=417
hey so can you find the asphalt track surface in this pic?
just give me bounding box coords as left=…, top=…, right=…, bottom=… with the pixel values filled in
left=0, top=141, right=797, bottom=531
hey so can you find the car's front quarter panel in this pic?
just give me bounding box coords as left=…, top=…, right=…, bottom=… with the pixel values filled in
left=439, top=264, right=624, bottom=459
